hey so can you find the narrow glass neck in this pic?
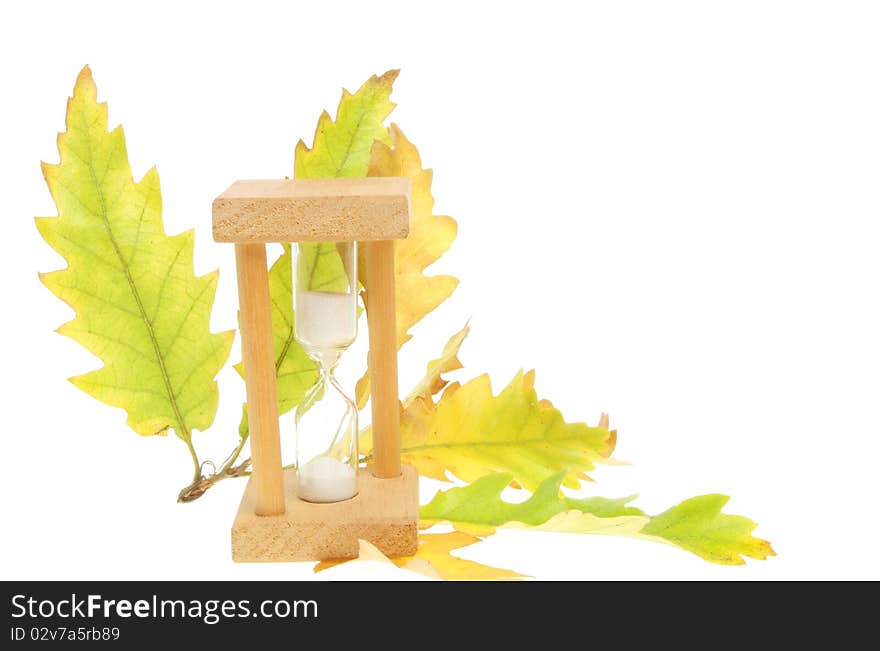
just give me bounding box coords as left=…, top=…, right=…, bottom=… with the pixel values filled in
left=309, top=348, right=342, bottom=373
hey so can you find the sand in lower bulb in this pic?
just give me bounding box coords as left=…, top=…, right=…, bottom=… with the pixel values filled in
left=297, top=456, right=358, bottom=503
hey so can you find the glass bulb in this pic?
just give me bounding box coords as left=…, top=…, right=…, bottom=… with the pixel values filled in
left=293, top=241, right=359, bottom=503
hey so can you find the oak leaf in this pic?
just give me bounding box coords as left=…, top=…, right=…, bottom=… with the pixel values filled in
left=355, top=125, right=459, bottom=407
left=404, top=322, right=470, bottom=406
left=363, top=369, right=616, bottom=491
left=37, top=67, right=233, bottom=452
left=421, top=473, right=776, bottom=565
left=315, top=534, right=525, bottom=581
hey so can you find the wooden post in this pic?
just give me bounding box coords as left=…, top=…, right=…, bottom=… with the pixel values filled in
left=234, top=243, right=285, bottom=516
left=365, top=240, right=401, bottom=478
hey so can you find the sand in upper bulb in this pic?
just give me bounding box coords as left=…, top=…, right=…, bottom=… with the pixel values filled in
left=295, top=290, right=357, bottom=352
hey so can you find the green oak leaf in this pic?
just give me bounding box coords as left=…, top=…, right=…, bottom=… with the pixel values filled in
left=421, top=473, right=775, bottom=565
left=294, top=241, right=350, bottom=293
left=294, top=70, right=398, bottom=179
left=641, top=494, right=777, bottom=565
left=37, top=67, right=234, bottom=459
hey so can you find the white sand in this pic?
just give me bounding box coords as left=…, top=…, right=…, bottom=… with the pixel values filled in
left=295, top=290, right=357, bottom=351
left=297, top=456, right=358, bottom=503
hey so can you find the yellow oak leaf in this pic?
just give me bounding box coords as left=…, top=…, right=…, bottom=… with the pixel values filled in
left=516, top=511, right=651, bottom=537
left=313, top=539, right=441, bottom=580
left=315, top=533, right=525, bottom=581
left=355, top=125, right=459, bottom=408
left=362, top=369, right=616, bottom=492
left=411, top=533, right=525, bottom=581
left=404, top=322, right=470, bottom=406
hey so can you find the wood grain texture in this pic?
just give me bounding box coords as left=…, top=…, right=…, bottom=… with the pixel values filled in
left=213, top=178, right=411, bottom=243
left=364, top=240, right=402, bottom=478
left=234, top=243, right=285, bottom=516
left=231, top=466, right=419, bottom=562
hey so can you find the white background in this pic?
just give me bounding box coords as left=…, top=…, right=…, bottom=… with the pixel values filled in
left=1, top=0, right=878, bottom=580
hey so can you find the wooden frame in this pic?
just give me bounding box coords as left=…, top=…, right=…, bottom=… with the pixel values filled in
left=212, top=177, right=417, bottom=561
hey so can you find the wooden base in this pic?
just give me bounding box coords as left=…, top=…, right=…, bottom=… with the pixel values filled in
left=231, top=466, right=419, bottom=562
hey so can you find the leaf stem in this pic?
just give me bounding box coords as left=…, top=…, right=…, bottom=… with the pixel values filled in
left=220, top=434, right=249, bottom=474
left=184, top=437, right=202, bottom=484
left=178, top=428, right=254, bottom=502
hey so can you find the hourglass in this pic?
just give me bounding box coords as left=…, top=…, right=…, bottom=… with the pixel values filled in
left=293, top=240, right=359, bottom=503
left=213, top=177, right=417, bottom=561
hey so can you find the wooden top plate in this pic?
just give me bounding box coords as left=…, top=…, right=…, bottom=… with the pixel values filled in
left=212, top=177, right=411, bottom=243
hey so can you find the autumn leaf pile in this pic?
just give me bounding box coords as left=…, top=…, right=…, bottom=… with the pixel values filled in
left=36, top=67, right=774, bottom=579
